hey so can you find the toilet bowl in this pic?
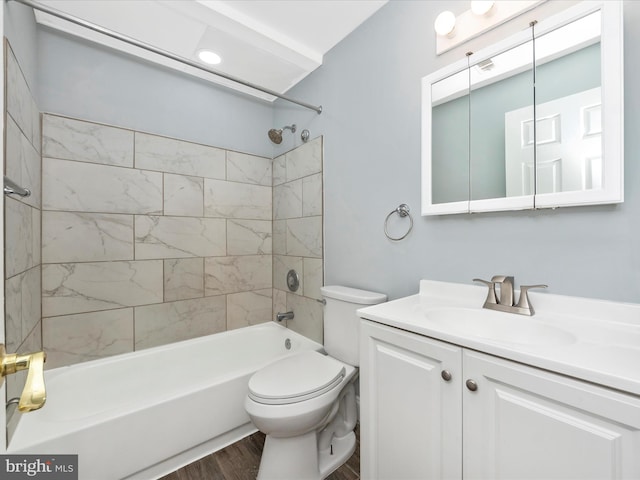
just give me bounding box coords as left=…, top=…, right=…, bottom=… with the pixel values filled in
left=245, top=286, right=387, bottom=480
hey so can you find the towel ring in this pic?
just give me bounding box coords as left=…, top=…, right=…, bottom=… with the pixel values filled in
left=384, top=204, right=413, bottom=241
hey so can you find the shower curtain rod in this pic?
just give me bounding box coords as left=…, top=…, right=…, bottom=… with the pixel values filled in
left=12, top=0, right=323, bottom=114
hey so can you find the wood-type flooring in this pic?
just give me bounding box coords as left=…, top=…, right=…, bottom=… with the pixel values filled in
left=160, top=426, right=360, bottom=480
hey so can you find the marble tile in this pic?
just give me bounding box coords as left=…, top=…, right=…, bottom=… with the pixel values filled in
left=135, top=216, right=226, bottom=259
left=6, top=117, right=41, bottom=210
left=43, top=309, right=134, bottom=369
left=273, top=255, right=303, bottom=294
left=31, top=100, right=41, bottom=153
left=5, top=198, right=35, bottom=278
left=273, top=289, right=287, bottom=320
left=164, top=258, right=204, bottom=302
left=303, top=173, right=323, bottom=217
left=42, top=114, right=134, bottom=167
left=274, top=180, right=303, bottom=220
left=21, top=320, right=43, bottom=353
left=286, top=216, right=323, bottom=258
left=135, top=296, right=226, bottom=350
left=285, top=293, right=323, bottom=344
left=5, top=117, right=22, bottom=190
left=273, top=154, right=286, bottom=186
left=42, top=211, right=134, bottom=263
left=227, top=289, right=272, bottom=330
left=227, top=219, right=272, bottom=255
left=6, top=47, right=33, bottom=142
left=227, top=151, right=272, bottom=186
left=21, top=266, right=42, bottom=344
left=204, top=255, right=272, bottom=295
left=204, top=179, right=272, bottom=220
left=135, top=132, right=225, bottom=179
left=286, top=136, right=322, bottom=182
left=42, top=260, right=163, bottom=317
left=32, top=208, right=41, bottom=266
left=303, top=258, right=323, bottom=300
left=43, top=158, right=163, bottom=214
left=164, top=173, right=204, bottom=217
left=273, top=220, right=287, bottom=255
left=5, top=273, right=23, bottom=354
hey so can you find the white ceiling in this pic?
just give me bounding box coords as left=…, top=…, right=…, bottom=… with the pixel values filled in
left=34, top=0, right=388, bottom=102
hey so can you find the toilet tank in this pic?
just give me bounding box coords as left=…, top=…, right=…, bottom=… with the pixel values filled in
left=321, top=286, right=387, bottom=366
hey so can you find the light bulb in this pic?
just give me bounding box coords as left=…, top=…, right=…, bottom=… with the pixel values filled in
left=197, top=50, right=222, bottom=65
left=434, top=11, right=456, bottom=37
left=470, top=1, right=495, bottom=16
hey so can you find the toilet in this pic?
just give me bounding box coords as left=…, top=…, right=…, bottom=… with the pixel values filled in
left=244, top=285, right=387, bottom=480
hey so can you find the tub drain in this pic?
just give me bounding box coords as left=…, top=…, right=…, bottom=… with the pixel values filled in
left=285, top=338, right=291, bottom=350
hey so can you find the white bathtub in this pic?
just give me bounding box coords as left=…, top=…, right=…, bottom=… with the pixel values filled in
left=8, top=322, right=322, bottom=479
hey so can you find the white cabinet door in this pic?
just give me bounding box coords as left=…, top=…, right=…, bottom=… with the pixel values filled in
left=360, top=320, right=463, bottom=480
left=463, top=350, right=640, bottom=480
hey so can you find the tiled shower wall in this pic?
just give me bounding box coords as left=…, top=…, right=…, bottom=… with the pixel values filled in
left=272, top=139, right=324, bottom=343
left=41, top=114, right=275, bottom=368
left=4, top=43, right=42, bottom=403
left=40, top=114, right=324, bottom=368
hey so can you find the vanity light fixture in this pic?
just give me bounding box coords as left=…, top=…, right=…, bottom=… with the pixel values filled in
left=470, top=1, right=495, bottom=17
left=434, top=10, right=456, bottom=37
left=197, top=49, right=222, bottom=65
left=435, top=0, right=544, bottom=55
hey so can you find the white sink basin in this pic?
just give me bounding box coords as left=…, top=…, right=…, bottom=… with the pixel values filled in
left=424, top=307, right=577, bottom=346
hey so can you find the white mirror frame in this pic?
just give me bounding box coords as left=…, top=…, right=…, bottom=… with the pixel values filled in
left=421, top=1, right=623, bottom=216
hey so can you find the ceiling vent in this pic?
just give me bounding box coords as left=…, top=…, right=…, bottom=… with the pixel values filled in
left=476, top=58, right=495, bottom=72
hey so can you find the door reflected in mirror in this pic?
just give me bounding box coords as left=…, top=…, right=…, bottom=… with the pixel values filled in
left=532, top=10, right=602, bottom=195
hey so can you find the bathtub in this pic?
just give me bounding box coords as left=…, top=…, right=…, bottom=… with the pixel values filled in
left=7, top=322, right=323, bottom=479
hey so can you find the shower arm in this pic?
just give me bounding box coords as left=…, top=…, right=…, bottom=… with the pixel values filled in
left=10, top=0, right=323, bottom=115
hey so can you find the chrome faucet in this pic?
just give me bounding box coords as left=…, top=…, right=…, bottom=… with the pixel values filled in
left=276, top=311, right=295, bottom=322
left=473, top=276, right=547, bottom=316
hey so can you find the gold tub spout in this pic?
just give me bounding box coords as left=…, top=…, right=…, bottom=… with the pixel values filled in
left=0, top=345, right=47, bottom=412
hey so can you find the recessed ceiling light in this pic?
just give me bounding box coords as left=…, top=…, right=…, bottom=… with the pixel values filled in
left=197, top=50, right=222, bottom=65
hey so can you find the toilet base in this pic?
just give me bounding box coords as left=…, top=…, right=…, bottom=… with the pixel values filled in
left=318, top=430, right=356, bottom=479
left=256, top=430, right=356, bottom=480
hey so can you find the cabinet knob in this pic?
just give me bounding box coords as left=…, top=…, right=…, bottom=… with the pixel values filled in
left=466, top=379, right=478, bottom=391
left=441, top=370, right=452, bottom=382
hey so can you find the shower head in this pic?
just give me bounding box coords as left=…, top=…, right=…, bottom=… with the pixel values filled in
left=268, top=124, right=296, bottom=144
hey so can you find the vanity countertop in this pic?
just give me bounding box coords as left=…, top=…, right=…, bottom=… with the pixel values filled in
left=358, top=280, right=640, bottom=396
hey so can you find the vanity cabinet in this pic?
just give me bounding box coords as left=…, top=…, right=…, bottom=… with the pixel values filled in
left=359, top=319, right=463, bottom=480
left=360, top=320, right=640, bottom=480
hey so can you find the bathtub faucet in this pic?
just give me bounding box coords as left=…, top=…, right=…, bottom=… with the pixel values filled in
left=276, top=311, right=295, bottom=322
left=0, top=345, right=47, bottom=412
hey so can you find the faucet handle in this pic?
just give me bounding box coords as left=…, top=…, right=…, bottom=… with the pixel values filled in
left=472, top=278, right=498, bottom=305
left=516, top=284, right=548, bottom=315
left=490, top=275, right=515, bottom=306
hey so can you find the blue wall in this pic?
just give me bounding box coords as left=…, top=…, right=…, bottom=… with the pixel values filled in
left=36, top=28, right=276, bottom=158
left=274, top=0, right=640, bottom=303
left=4, top=1, right=38, bottom=93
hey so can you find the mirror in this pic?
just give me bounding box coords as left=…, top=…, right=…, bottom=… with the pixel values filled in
left=470, top=39, right=534, bottom=211
left=431, top=68, right=470, bottom=206
left=422, top=1, right=623, bottom=216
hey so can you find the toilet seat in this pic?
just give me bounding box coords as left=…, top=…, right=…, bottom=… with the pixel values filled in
left=248, top=351, right=346, bottom=405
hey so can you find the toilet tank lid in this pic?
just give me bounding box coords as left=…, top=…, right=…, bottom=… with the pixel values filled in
left=320, top=286, right=387, bottom=305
